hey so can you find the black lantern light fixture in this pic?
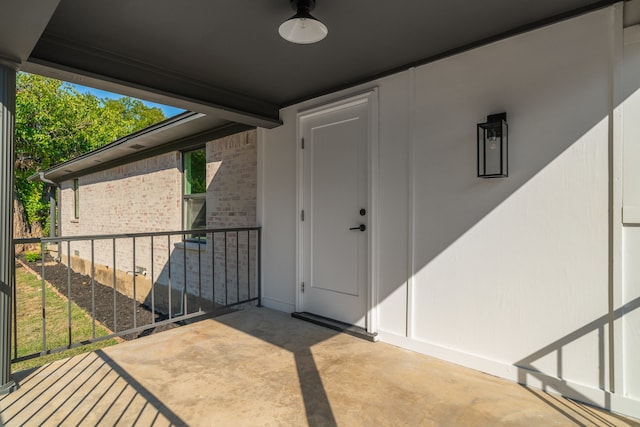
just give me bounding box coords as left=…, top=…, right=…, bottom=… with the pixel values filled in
left=477, top=112, right=508, bottom=178
left=279, top=0, right=328, bottom=44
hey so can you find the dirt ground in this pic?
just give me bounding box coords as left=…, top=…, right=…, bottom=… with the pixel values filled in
left=16, top=253, right=180, bottom=340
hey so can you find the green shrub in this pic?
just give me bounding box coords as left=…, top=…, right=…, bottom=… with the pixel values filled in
left=24, top=251, right=42, bottom=263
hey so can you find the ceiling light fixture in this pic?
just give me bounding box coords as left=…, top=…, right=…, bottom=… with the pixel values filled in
left=279, top=0, right=328, bottom=44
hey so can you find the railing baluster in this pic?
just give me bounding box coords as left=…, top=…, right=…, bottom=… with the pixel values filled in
left=41, top=241, right=47, bottom=354
left=12, top=243, right=17, bottom=360
left=236, top=231, right=239, bottom=305
left=168, top=235, right=172, bottom=319
left=224, top=232, right=228, bottom=306
left=198, top=231, right=202, bottom=312
left=151, top=235, right=155, bottom=324
left=247, top=230, right=251, bottom=300
left=258, top=228, right=262, bottom=307
left=11, top=227, right=262, bottom=363
left=113, top=238, right=117, bottom=333
left=132, top=236, right=137, bottom=330
left=91, top=239, right=95, bottom=339
left=182, top=232, right=187, bottom=316
left=67, top=240, right=72, bottom=348
left=212, top=232, right=216, bottom=307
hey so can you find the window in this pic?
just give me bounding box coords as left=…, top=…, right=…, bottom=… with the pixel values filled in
left=73, top=179, right=79, bottom=219
left=183, top=149, right=206, bottom=233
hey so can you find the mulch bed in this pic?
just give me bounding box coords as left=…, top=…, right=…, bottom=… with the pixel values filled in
left=16, top=253, right=180, bottom=341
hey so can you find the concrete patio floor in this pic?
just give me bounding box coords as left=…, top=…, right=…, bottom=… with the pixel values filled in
left=1, top=307, right=638, bottom=426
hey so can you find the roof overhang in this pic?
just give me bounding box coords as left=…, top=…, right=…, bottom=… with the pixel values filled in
left=1, top=0, right=623, bottom=132
left=30, top=112, right=252, bottom=183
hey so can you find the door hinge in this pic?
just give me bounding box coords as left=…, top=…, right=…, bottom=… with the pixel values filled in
left=301, top=210, right=305, bottom=221
left=301, top=282, right=305, bottom=293
left=301, top=138, right=305, bottom=149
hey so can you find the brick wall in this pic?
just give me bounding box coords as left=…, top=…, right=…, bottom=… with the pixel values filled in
left=60, top=151, right=183, bottom=237
left=58, top=129, right=258, bottom=310
left=207, top=130, right=257, bottom=228
left=206, top=130, right=258, bottom=302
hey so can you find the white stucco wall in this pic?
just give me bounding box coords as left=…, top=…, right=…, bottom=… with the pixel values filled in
left=260, top=5, right=640, bottom=417
left=621, top=20, right=640, bottom=402
left=407, top=10, right=610, bottom=383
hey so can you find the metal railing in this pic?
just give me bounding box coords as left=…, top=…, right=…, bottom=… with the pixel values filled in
left=12, top=227, right=261, bottom=364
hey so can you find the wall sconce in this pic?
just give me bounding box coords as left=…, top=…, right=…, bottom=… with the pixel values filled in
left=477, top=112, right=508, bottom=178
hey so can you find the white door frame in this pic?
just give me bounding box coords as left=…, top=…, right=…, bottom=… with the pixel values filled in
left=295, top=89, right=379, bottom=334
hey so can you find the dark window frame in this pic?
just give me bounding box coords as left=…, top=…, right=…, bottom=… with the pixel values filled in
left=73, top=179, right=79, bottom=219
left=182, top=148, right=207, bottom=241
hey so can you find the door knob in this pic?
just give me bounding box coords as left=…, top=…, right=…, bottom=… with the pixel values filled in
left=349, top=224, right=366, bottom=232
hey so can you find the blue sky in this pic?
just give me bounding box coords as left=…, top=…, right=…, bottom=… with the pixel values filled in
left=71, top=84, right=186, bottom=118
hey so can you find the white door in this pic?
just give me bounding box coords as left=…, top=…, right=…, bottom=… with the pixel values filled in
left=300, top=98, right=370, bottom=328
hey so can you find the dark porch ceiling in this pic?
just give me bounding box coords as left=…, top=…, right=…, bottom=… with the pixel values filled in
left=1, top=0, right=619, bottom=129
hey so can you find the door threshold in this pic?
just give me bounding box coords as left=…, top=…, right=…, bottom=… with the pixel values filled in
left=292, top=312, right=378, bottom=342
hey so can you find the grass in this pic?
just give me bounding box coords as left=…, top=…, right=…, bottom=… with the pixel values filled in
left=12, top=265, right=120, bottom=373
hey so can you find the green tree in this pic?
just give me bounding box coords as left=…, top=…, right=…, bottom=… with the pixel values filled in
left=15, top=72, right=166, bottom=232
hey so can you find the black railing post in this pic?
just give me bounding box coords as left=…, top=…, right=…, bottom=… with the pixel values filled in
left=168, top=235, right=172, bottom=319
left=91, top=240, right=95, bottom=339
left=67, top=241, right=72, bottom=348
left=197, top=232, right=202, bottom=312
left=151, top=236, right=155, bottom=324
left=132, top=237, right=137, bottom=329
left=247, top=231, right=251, bottom=300
left=12, top=243, right=17, bottom=360
left=212, top=232, right=216, bottom=306
left=236, top=231, right=239, bottom=304
left=113, top=238, right=117, bottom=332
left=224, top=232, right=228, bottom=306
left=41, top=240, right=47, bottom=354
left=257, top=228, right=262, bottom=307
left=182, top=232, right=187, bottom=316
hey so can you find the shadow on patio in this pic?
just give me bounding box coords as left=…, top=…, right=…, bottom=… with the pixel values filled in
left=0, top=307, right=637, bottom=426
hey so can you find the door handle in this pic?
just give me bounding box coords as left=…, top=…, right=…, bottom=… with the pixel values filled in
left=349, top=224, right=366, bottom=232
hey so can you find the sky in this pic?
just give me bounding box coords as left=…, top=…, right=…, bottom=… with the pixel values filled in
left=71, top=84, right=186, bottom=118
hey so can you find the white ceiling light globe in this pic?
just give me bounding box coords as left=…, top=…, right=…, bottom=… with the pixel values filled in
left=279, top=16, right=328, bottom=44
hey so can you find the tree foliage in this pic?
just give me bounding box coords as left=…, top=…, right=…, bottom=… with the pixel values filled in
left=15, top=72, right=166, bottom=231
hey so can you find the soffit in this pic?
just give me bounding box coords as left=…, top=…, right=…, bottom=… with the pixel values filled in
left=19, top=0, right=617, bottom=128
left=38, top=113, right=249, bottom=182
